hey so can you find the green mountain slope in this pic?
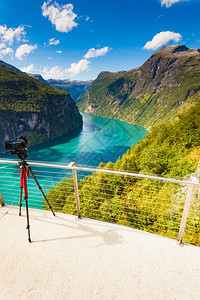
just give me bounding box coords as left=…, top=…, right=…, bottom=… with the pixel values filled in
left=77, top=45, right=200, bottom=128
left=0, top=61, right=83, bottom=153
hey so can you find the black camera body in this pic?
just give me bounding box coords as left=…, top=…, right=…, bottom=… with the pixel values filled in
left=5, top=136, right=28, bottom=160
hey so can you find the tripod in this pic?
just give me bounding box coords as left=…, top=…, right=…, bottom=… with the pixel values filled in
left=18, top=159, right=55, bottom=242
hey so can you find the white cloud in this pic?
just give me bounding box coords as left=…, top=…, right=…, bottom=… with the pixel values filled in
left=0, top=47, right=13, bottom=58
left=15, top=44, right=37, bottom=60
left=0, top=42, right=13, bottom=58
left=0, top=43, right=6, bottom=49
left=40, top=45, right=110, bottom=79
left=65, top=59, right=90, bottom=77
left=49, top=38, right=60, bottom=45
left=41, top=58, right=90, bottom=79
left=42, top=65, right=65, bottom=79
left=0, top=25, right=26, bottom=45
left=84, top=47, right=110, bottom=59
left=143, top=31, right=182, bottom=50
left=21, top=64, right=35, bottom=73
left=42, top=1, right=78, bottom=33
left=160, top=0, right=186, bottom=7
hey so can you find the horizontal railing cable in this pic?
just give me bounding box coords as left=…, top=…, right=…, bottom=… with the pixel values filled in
left=0, top=159, right=199, bottom=187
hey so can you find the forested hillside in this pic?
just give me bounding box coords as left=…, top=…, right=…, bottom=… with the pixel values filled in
left=0, top=62, right=68, bottom=113
left=77, top=45, right=200, bottom=128
left=0, top=61, right=83, bottom=152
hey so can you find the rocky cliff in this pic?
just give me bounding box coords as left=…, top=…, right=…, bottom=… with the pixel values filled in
left=77, top=45, right=200, bottom=128
left=0, top=61, right=83, bottom=153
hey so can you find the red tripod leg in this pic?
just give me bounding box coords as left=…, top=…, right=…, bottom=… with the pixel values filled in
left=19, top=167, right=23, bottom=216
left=23, top=168, right=31, bottom=243
left=23, top=168, right=28, bottom=199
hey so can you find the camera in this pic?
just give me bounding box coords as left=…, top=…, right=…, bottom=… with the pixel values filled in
left=5, top=136, right=28, bottom=160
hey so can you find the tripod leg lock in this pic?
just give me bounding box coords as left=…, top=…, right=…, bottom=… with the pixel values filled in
left=26, top=225, right=30, bottom=230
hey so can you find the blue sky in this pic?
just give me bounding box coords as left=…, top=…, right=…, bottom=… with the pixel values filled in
left=0, top=0, right=199, bottom=80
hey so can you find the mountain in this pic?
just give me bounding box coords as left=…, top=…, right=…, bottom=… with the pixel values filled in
left=47, top=79, right=93, bottom=101
left=27, top=73, right=49, bottom=85
left=0, top=61, right=83, bottom=153
left=26, top=75, right=93, bottom=102
left=0, top=60, right=22, bottom=73
left=77, top=45, right=200, bottom=128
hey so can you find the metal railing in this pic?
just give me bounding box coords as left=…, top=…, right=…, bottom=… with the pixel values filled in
left=0, top=159, right=200, bottom=246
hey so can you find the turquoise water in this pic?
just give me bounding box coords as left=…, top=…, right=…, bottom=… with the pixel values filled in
left=0, top=112, right=148, bottom=208
left=27, top=112, right=148, bottom=166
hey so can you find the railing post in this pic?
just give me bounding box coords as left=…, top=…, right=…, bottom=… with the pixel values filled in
left=69, top=162, right=81, bottom=219
left=177, top=176, right=198, bottom=245
left=0, top=191, right=5, bottom=207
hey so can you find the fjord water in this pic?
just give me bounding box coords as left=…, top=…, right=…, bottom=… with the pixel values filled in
left=28, top=112, right=148, bottom=165
left=0, top=112, right=147, bottom=208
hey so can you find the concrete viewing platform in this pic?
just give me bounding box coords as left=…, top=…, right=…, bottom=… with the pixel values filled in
left=1, top=206, right=200, bottom=300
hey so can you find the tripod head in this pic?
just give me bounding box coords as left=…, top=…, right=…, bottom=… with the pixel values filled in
left=5, top=136, right=28, bottom=161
